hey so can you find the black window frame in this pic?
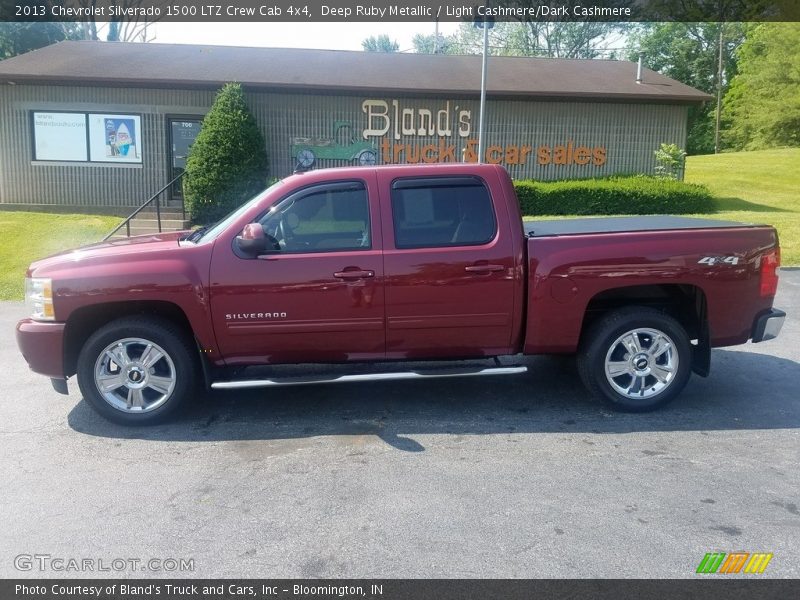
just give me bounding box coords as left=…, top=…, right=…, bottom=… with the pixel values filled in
left=389, top=175, right=498, bottom=250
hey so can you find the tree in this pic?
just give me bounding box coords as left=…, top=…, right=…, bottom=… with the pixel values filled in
left=361, top=35, right=399, bottom=53
left=628, top=22, right=745, bottom=155
left=105, top=17, right=155, bottom=42
left=413, top=22, right=626, bottom=58
left=722, top=23, right=800, bottom=150
left=0, top=22, right=82, bottom=60
left=183, top=83, right=268, bottom=224
left=502, top=21, right=627, bottom=59
left=484, top=1, right=631, bottom=58
left=411, top=33, right=453, bottom=55
left=1, top=2, right=163, bottom=44
left=647, top=0, right=776, bottom=22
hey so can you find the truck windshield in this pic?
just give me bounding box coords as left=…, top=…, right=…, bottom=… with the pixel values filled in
left=187, top=180, right=284, bottom=243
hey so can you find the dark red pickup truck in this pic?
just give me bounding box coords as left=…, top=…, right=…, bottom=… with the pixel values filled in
left=16, top=164, right=785, bottom=424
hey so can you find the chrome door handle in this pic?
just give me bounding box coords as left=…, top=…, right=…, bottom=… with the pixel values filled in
left=465, top=264, right=504, bottom=273
left=334, top=270, right=375, bottom=279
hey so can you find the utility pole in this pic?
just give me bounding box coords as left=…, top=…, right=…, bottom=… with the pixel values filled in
left=715, top=23, right=724, bottom=154
left=477, top=17, right=492, bottom=163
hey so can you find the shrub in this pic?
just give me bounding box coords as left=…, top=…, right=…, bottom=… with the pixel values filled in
left=654, top=143, right=687, bottom=179
left=514, top=176, right=714, bottom=216
left=183, top=83, right=268, bottom=224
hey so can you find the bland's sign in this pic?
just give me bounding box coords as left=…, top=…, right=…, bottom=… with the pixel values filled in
left=360, top=99, right=607, bottom=168
left=362, top=99, right=472, bottom=139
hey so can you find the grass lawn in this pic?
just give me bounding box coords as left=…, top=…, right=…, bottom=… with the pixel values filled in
left=685, top=148, right=799, bottom=265
left=0, top=212, right=121, bottom=301
left=526, top=148, right=799, bottom=266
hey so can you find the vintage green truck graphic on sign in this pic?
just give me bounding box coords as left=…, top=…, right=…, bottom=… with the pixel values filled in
left=291, top=121, right=377, bottom=167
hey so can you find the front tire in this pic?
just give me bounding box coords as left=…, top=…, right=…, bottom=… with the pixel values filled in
left=76, top=316, right=198, bottom=425
left=577, top=307, right=692, bottom=412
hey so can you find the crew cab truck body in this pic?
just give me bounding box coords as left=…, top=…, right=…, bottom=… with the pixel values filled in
left=16, top=164, right=785, bottom=424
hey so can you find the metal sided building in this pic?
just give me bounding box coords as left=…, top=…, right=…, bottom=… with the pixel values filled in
left=0, top=41, right=710, bottom=214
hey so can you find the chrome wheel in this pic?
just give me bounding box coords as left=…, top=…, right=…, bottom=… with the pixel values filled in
left=93, top=338, right=176, bottom=413
left=604, top=328, right=678, bottom=400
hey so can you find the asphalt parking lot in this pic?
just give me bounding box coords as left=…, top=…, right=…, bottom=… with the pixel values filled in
left=1, top=271, right=798, bottom=579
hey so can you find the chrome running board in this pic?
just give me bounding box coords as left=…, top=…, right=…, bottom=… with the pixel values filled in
left=211, top=365, right=527, bottom=390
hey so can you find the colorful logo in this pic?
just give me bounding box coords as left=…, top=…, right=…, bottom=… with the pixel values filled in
left=696, top=552, right=773, bottom=574
left=290, top=120, right=377, bottom=167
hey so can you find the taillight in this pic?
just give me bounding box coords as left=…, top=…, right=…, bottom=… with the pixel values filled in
left=760, top=248, right=780, bottom=297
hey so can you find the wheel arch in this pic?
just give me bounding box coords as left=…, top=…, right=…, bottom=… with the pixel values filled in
left=576, top=304, right=695, bottom=412
left=63, top=300, right=199, bottom=377
left=579, top=283, right=710, bottom=377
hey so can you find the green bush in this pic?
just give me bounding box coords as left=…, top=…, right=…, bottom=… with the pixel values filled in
left=183, top=83, right=268, bottom=223
left=513, top=176, right=714, bottom=216
left=654, top=143, right=687, bottom=179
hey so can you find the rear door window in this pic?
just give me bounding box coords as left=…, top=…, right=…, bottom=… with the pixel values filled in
left=390, top=177, right=497, bottom=249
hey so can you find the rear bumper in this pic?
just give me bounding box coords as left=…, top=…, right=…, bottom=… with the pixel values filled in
left=752, top=308, right=786, bottom=343
left=15, top=318, right=66, bottom=379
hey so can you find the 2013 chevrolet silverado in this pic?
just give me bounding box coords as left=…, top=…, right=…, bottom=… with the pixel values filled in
left=16, top=164, right=785, bottom=424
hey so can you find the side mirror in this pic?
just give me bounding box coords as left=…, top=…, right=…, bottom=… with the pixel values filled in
left=235, top=223, right=269, bottom=256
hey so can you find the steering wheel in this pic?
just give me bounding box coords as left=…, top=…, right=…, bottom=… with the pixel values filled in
left=278, top=212, right=304, bottom=249
left=278, top=216, right=291, bottom=245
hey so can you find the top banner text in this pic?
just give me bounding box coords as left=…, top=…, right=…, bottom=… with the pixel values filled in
left=2, top=0, right=800, bottom=22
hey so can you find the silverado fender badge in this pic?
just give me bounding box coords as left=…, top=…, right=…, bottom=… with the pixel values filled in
left=225, top=313, right=288, bottom=320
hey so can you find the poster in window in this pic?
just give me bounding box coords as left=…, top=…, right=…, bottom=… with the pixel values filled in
left=32, top=112, right=88, bottom=161
left=88, top=114, right=142, bottom=163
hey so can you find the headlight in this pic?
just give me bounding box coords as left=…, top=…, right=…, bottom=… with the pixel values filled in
left=25, top=277, right=54, bottom=321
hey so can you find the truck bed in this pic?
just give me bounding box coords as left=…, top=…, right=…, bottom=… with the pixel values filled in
left=525, top=216, right=760, bottom=238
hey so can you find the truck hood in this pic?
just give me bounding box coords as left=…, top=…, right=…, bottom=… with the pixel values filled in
left=27, top=231, right=190, bottom=276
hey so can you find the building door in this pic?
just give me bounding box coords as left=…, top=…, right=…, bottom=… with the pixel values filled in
left=168, top=118, right=202, bottom=200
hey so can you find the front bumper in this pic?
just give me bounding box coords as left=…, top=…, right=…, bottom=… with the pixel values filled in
left=15, top=318, right=66, bottom=379
left=752, top=308, right=786, bottom=343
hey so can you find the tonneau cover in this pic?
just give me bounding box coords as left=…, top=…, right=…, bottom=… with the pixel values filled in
left=525, top=216, right=761, bottom=238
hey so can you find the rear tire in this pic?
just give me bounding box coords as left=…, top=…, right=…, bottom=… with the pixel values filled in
left=76, top=316, right=198, bottom=425
left=577, top=307, right=692, bottom=412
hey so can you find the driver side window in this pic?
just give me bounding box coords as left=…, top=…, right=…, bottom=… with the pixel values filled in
left=258, top=182, right=370, bottom=253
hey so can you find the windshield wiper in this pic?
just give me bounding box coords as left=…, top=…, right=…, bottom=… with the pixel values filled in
left=185, top=226, right=209, bottom=243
